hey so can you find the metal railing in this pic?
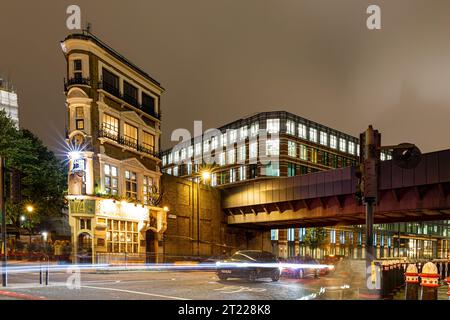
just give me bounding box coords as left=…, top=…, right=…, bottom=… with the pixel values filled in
left=98, top=81, right=161, bottom=120
left=98, top=125, right=158, bottom=157
left=64, top=77, right=91, bottom=91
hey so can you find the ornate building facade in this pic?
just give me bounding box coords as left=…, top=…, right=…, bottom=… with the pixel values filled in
left=62, top=31, right=167, bottom=263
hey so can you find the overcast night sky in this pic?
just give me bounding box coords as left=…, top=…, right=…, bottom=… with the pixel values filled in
left=1, top=0, right=450, bottom=155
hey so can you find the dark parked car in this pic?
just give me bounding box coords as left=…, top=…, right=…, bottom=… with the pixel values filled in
left=282, top=256, right=322, bottom=279
left=216, top=250, right=281, bottom=282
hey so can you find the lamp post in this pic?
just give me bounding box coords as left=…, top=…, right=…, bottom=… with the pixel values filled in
left=196, top=170, right=211, bottom=257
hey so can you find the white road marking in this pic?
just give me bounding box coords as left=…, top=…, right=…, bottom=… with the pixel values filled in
left=214, top=286, right=266, bottom=294
left=81, top=285, right=191, bottom=300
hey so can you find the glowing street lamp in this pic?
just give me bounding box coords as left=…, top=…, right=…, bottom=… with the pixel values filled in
left=20, top=215, right=26, bottom=222
left=26, top=205, right=34, bottom=213
left=41, top=232, right=48, bottom=242
left=201, top=170, right=211, bottom=183
left=163, top=206, right=170, bottom=212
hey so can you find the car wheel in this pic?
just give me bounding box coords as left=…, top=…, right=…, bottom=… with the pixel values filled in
left=218, top=274, right=228, bottom=281
left=271, top=270, right=280, bottom=282
left=248, top=270, right=257, bottom=282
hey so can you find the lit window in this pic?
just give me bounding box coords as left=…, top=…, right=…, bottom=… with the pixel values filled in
left=211, top=137, right=218, bottom=150
left=211, top=173, right=217, bottom=187
left=106, top=219, right=139, bottom=253
left=309, top=128, right=317, bottom=143
left=348, top=142, right=355, bottom=155
left=102, top=114, right=119, bottom=139
left=221, top=133, right=227, bottom=147
left=300, top=145, right=308, bottom=161
left=330, top=135, right=337, bottom=149
left=340, top=231, right=345, bottom=244
left=143, top=176, right=153, bottom=205
left=381, top=152, right=386, bottom=161
left=125, top=170, right=137, bottom=199
left=339, top=138, right=347, bottom=152
left=76, top=119, right=85, bottom=130
left=229, top=130, right=237, bottom=144
left=162, top=156, right=167, bottom=166
left=173, top=151, right=179, bottom=164
left=288, top=141, right=297, bottom=157
left=229, top=169, right=236, bottom=183
left=298, top=124, right=307, bottom=139
left=188, top=146, right=194, bottom=158
left=195, top=142, right=202, bottom=156
left=104, top=164, right=118, bottom=195
left=266, top=139, right=280, bottom=156
left=330, top=230, right=336, bottom=244
left=249, top=142, right=258, bottom=159
left=357, top=144, right=360, bottom=157
left=239, top=126, right=248, bottom=140
left=264, top=162, right=280, bottom=177
left=267, top=119, right=280, bottom=134
left=203, top=140, right=210, bottom=153
left=180, top=148, right=187, bottom=160
left=286, top=120, right=295, bottom=135
left=187, top=163, right=192, bottom=175
left=227, top=149, right=236, bottom=164
left=173, top=166, right=179, bottom=176
left=271, top=229, right=279, bottom=241
left=124, top=123, right=138, bottom=147
left=287, top=229, right=295, bottom=241
left=239, top=166, right=246, bottom=181
left=320, top=131, right=328, bottom=146
left=142, top=131, right=155, bottom=153
left=168, top=153, right=173, bottom=164
left=167, top=168, right=172, bottom=175
left=250, top=122, right=259, bottom=137
left=218, top=152, right=226, bottom=166
left=238, top=145, right=246, bottom=162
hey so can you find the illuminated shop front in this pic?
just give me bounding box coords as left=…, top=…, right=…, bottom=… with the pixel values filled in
left=68, top=197, right=167, bottom=263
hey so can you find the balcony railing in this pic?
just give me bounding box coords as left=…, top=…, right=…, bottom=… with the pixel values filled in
left=98, top=126, right=157, bottom=157
left=64, top=77, right=91, bottom=91
left=98, top=80, right=161, bottom=120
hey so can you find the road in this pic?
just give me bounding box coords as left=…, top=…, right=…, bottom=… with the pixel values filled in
left=0, top=268, right=357, bottom=300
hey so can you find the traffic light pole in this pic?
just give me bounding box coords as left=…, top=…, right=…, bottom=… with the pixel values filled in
left=365, top=198, right=375, bottom=268
left=0, top=156, right=7, bottom=287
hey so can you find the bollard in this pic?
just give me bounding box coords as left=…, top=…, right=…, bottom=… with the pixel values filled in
left=420, top=262, right=439, bottom=300
left=39, top=265, right=43, bottom=285
left=381, top=261, right=389, bottom=298
left=45, top=264, right=49, bottom=286
left=447, top=277, right=450, bottom=300
left=404, top=264, right=419, bottom=300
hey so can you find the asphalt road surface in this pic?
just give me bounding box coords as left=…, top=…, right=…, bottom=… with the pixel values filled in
left=0, top=268, right=357, bottom=300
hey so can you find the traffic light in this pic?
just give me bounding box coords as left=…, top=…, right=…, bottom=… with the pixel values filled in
left=10, top=168, right=22, bottom=204
left=358, top=126, right=381, bottom=203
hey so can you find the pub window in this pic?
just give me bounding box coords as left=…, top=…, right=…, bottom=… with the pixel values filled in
left=142, top=131, right=155, bottom=153
left=104, top=164, right=119, bottom=195
left=102, top=114, right=119, bottom=139
left=80, top=218, right=91, bottom=230
left=106, top=219, right=139, bottom=253
left=76, top=119, right=85, bottom=130
left=142, top=92, right=155, bottom=114
left=124, top=123, right=138, bottom=147
left=75, top=107, right=84, bottom=118
left=125, top=170, right=138, bottom=199
left=123, top=81, right=138, bottom=107
left=73, top=60, right=82, bottom=80
left=143, top=176, right=153, bottom=205
left=102, top=68, right=120, bottom=95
